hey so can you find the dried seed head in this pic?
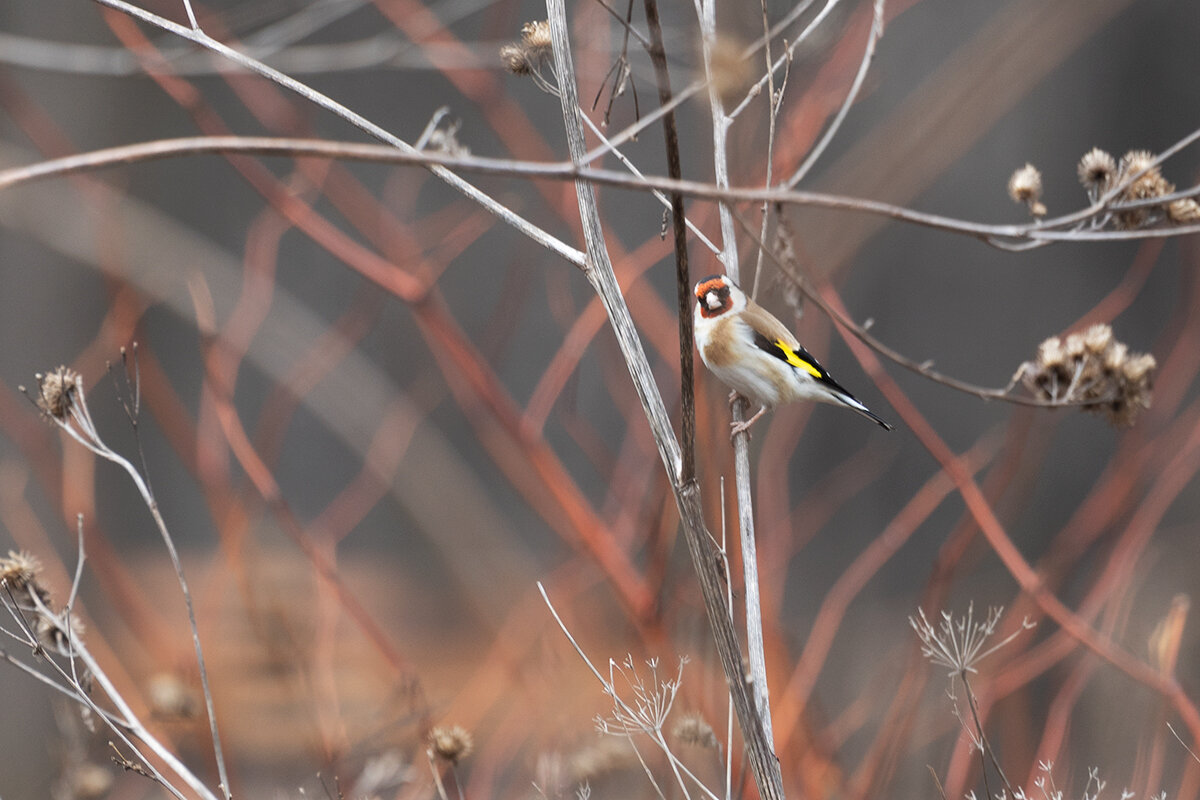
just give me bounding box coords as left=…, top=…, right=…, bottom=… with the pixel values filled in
left=1007, top=163, right=1043, bottom=204
left=1123, top=352, right=1157, bottom=383
left=1118, top=150, right=1162, bottom=192
left=1083, top=323, right=1114, bottom=355
left=1078, top=148, right=1116, bottom=193
left=672, top=712, right=719, bottom=748
left=1037, top=336, right=1066, bottom=369
left=1064, top=332, right=1087, bottom=360
left=1168, top=198, right=1200, bottom=224
left=500, top=43, right=531, bottom=75
left=68, top=762, right=114, bottom=800
left=429, top=725, right=473, bottom=764
left=521, top=20, right=552, bottom=57
left=0, top=550, right=43, bottom=592
left=707, top=35, right=752, bottom=105
left=568, top=737, right=637, bottom=782
left=35, top=366, right=80, bottom=420
left=37, top=610, right=84, bottom=655
left=1103, top=341, right=1128, bottom=373
left=1020, top=328, right=1156, bottom=427
left=147, top=672, right=199, bottom=719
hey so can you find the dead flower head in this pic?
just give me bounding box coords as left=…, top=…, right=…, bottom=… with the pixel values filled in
left=706, top=34, right=752, bottom=106
left=671, top=712, right=719, bottom=749
left=37, top=610, right=85, bottom=655
left=499, top=43, right=531, bottom=75
left=1077, top=147, right=1116, bottom=197
left=34, top=366, right=80, bottom=420
left=520, top=20, right=552, bottom=57
left=1007, top=163, right=1046, bottom=216
left=0, top=550, right=43, bottom=592
left=1114, top=150, right=1174, bottom=229
left=1168, top=197, right=1200, bottom=224
left=501, top=21, right=551, bottom=74
left=428, top=724, right=473, bottom=764
left=500, top=21, right=557, bottom=93
left=567, top=737, right=638, bottom=783
left=147, top=672, right=199, bottom=719
left=1017, top=323, right=1156, bottom=427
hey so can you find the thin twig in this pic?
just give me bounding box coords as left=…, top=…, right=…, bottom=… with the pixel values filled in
left=750, top=0, right=785, bottom=300
left=640, top=0, right=699, bottom=484
left=580, top=114, right=721, bottom=256
left=729, top=206, right=1129, bottom=408
left=695, top=0, right=775, bottom=752
left=50, top=384, right=232, bottom=800
left=544, top=3, right=781, bottom=789
left=786, top=0, right=886, bottom=187
left=7, top=132, right=1200, bottom=245
left=728, top=0, right=843, bottom=120
left=87, top=0, right=588, bottom=269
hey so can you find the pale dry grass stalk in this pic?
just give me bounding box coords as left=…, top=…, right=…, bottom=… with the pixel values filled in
left=23, top=363, right=231, bottom=799
left=0, top=525, right=218, bottom=800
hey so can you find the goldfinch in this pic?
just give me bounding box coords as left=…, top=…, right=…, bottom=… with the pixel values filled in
left=694, top=274, right=893, bottom=434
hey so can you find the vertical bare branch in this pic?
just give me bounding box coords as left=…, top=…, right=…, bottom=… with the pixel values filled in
left=695, top=0, right=775, bottom=749
left=640, top=0, right=699, bottom=486
left=545, top=3, right=783, bottom=798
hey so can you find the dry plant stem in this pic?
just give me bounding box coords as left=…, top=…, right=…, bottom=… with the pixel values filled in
left=179, top=0, right=198, bottom=30
left=727, top=207, right=1117, bottom=408
left=728, top=0, right=842, bottom=120
left=537, top=584, right=721, bottom=800
left=639, top=0, right=698, bottom=484
left=693, top=0, right=774, bottom=748
left=823, top=288, right=1200, bottom=745
left=720, top=479, right=734, bottom=800
left=750, top=0, right=785, bottom=300
left=86, top=0, right=587, bottom=269
left=785, top=0, right=885, bottom=187
left=581, top=113, right=721, bottom=257
left=545, top=4, right=782, bottom=798
left=1, top=588, right=212, bottom=799
left=546, top=0, right=680, bottom=481
left=70, top=632, right=216, bottom=800
left=7, top=133, right=1200, bottom=245
left=960, top=671, right=1013, bottom=795
left=52, top=385, right=231, bottom=800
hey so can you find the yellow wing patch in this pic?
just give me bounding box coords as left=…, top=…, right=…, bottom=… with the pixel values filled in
left=776, top=340, right=823, bottom=378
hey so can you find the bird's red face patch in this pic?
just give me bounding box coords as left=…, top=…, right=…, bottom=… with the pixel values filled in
left=695, top=276, right=732, bottom=318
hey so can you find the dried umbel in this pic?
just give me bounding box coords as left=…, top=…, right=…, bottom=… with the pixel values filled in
left=428, top=724, right=473, bottom=764
left=34, top=365, right=80, bottom=420
left=1016, top=323, right=1156, bottom=427
left=1007, top=163, right=1046, bottom=217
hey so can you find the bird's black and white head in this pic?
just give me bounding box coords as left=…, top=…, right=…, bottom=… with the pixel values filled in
left=694, top=275, right=745, bottom=319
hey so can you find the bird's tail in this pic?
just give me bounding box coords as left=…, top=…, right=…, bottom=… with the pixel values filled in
left=837, top=394, right=894, bottom=431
